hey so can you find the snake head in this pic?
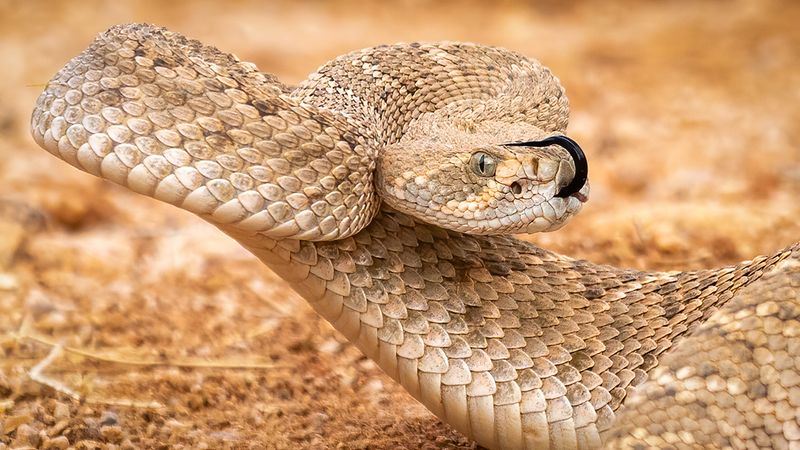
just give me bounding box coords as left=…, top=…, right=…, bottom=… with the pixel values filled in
left=376, top=121, right=589, bottom=235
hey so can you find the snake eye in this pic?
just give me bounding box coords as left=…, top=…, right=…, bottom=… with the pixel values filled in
left=470, top=152, right=497, bottom=177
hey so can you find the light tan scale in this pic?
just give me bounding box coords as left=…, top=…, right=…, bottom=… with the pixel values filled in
left=605, top=251, right=800, bottom=450
left=30, top=23, right=800, bottom=449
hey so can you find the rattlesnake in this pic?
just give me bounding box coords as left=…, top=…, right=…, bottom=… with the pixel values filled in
left=29, top=23, right=800, bottom=449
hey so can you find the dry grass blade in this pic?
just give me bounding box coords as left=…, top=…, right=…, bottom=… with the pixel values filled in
left=28, top=343, right=165, bottom=409
left=20, top=332, right=286, bottom=370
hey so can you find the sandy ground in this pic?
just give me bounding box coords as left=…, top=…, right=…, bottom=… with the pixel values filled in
left=1, top=1, right=800, bottom=448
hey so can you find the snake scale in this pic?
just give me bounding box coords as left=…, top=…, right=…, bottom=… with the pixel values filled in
left=29, top=24, right=800, bottom=449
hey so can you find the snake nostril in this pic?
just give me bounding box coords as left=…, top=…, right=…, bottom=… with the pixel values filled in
left=511, top=182, right=522, bottom=195
left=505, top=135, right=588, bottom=198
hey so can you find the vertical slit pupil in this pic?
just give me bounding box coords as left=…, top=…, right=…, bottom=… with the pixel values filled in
left=479, top=155, right=486, bottom=173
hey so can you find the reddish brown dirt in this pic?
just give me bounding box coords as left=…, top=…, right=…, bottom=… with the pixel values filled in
left=1, top=1, right=800, bottom=449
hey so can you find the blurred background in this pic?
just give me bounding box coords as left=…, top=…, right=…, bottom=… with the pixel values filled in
left=1, top=1, right=799, bottom=448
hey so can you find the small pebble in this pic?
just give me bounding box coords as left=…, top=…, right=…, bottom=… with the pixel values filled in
left=11, top=423, right=39, bottom=447
left=74, top=439, right=105, bottom=449
left=100, top=411, right=119, bottom=426
left=53, top=402, right=70, bottom=421
left=2, top=413, right=32, bottom=434
left=100, top=425, right=124, bottom=443
left=42, top=436, right=70, bottom=450
left=49, top=420, right=69, bottom=436
left=435, top=435, right=451, bottom=446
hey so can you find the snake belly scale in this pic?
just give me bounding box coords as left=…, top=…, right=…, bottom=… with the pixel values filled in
left=30, top=24, right=800, bottom=449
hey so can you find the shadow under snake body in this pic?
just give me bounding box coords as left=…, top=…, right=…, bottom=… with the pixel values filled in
left=30, top=24, right=800, bottom=449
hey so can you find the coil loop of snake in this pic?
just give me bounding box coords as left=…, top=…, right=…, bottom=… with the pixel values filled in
left=30, top=24, right=800, bottom=449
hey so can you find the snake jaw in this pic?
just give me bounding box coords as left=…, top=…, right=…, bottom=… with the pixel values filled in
left=376, top=140, right=587, bottom=235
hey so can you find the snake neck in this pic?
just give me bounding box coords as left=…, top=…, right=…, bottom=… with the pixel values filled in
left=225, top=209, right=797, bottom=448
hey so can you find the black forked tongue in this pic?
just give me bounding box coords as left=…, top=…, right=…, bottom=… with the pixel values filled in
left=506, top=135, right=588, bottom=198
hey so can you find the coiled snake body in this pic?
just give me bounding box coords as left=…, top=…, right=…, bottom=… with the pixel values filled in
left=30, top=24, right=800, bottom=449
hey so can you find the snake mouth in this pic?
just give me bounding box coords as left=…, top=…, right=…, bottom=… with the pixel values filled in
left=506, top=135, right=588, bottom=199
left=573, top=191, right=589, bottom=203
